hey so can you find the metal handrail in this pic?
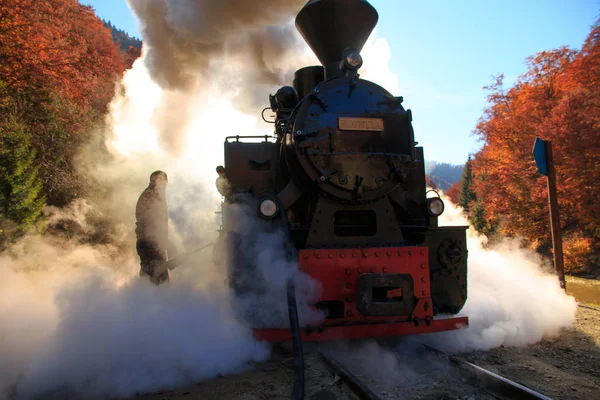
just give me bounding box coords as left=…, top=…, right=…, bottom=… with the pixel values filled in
left=225, top=135, right=277, bottom=143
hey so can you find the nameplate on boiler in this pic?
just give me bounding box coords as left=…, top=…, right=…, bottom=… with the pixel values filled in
left=338, top=117, right=384, bottom=131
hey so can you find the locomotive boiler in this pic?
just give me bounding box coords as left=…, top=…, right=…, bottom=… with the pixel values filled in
left=216, top=0, right=469, bottom=341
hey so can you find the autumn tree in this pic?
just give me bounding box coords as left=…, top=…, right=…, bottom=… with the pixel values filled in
left=123, top=46, right=142, bottom=70
left=425, top=175, right=438, bottom=190
left=0, top=0, right=129, bottom=209
left=0, top=0, right=136, bottom=249
left=469, top=20, right=600, bottom=273
left=0, top=0, right=125, bottom=111
left=445, top=181, right=460, bottom=205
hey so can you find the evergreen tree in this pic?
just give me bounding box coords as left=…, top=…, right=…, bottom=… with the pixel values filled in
left=470, top=202, right=486, bottom=233
left=459, top=157, right=476, bottom=212
left=0, top=116, right=45, bottom=232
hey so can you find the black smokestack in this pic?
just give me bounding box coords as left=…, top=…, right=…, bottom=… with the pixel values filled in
left=295, top=0, right=378, bottom=78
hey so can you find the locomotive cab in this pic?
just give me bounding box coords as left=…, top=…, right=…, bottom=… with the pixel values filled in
left=218, top=0, right=469, bottom=341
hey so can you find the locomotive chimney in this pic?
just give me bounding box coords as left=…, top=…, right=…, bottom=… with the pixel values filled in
left=295, top=0, right=378, bottom=79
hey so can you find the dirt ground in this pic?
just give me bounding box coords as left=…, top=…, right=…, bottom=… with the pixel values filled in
left=136, top=345, right=361, bottom=400
left=462, top=305, right=600, bottom=400
left=136, top=305, right=600, bottom=400
left=566, top=276, right=600, bottom=306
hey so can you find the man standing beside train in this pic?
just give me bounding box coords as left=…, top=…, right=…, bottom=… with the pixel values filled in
left=135, top=170, right=177, bottom=285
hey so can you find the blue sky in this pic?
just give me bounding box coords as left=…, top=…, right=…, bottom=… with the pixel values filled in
left=81, top=0, right=598, bottom=165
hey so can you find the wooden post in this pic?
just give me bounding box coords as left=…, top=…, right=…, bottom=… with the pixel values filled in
left=544, top=141, right=566, bottom=291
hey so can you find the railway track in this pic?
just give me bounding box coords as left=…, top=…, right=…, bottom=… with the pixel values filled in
left=578, top=303, right=600, bottom=312
left=317, top=343, right=553, bottom=400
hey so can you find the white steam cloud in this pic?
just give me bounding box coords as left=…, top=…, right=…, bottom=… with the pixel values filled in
left=422, top=194, right=578, bottom=352
left=0, top=233, right=270, bottom=399
left=125, top=0, right=315, bottom=154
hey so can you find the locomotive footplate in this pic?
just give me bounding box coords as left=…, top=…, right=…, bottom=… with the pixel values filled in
left=253, top=246, right=469, bottom=342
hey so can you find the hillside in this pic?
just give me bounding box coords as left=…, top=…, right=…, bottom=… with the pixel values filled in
left=426, top=162, right=464, bottom=190
left=103, top=20, right=142, bottom=52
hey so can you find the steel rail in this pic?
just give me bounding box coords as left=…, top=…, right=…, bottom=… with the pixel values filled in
left=318, top=351, right=383, bottom=400
left=317, top=343, right=554, bottom=400
left=578, top=303, right=600, bottom=312
left=423, top=345, right=553, bottom=400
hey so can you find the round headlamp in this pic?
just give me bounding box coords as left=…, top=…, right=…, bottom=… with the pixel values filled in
left=427, top=197, right=445, bottom=217
left=259, top=198, right=278, bottom=219
left=345, top=51, right=363, bottom=69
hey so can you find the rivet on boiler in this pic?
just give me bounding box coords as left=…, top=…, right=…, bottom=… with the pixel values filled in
left=382, top=267, right=388, bottom=273
left=328, top=253, right=333, bottom=259
left=421, top=277, right=426, bottom=283
left=420, top=264, right=426, bottom=269
left=386, top=251, right=391, bottom=257
left=421, top=291, right=426, bottom=296
left=303, top=254, right=309, bottom=260
left=345, top=268, right=351, bottom=275
left=420, top=250, right=425, bottom=256
left=375, top=251, right=380, bottom=257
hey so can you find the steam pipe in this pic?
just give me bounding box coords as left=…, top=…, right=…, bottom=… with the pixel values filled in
left=287, top=278, right=304, bottom=400
left=273, top=195, right=305, bottom=400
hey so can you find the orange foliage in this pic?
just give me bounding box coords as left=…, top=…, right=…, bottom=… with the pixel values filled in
left=0, top=0, right=130, bottom=206
left=124, top=46, right=142, bottom=70
left=0, top=0, right=125, bottom=112
left=445, top=180, right=461, bottom=205
left=425, top=175, right=438, bottom=190
left=563, top=233, right=594, bottom=274
left=471, top=21, right=600, bottom=272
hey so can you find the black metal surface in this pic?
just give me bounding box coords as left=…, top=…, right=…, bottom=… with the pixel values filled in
left=287, top=281, right=305, bottom=400
left=295, top=0, right=378, bottom=78
left=424, top=345, right=553, bottom=400
left=305, top=196, right=403, bottom=248
left=293, top=66, right=324, bottom=100
left=423, top=228, right=469, bottom=315
left=224, top=141, right=280, bottom=195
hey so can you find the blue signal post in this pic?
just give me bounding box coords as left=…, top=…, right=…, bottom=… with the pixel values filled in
left=533, top=138, right=566, bottom=290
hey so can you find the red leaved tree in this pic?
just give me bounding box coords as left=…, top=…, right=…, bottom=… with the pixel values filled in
left=470, top=21, right=600, bottom=273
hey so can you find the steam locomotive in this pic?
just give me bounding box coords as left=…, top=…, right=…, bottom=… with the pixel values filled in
left=216, top=0, right=469, bottom=341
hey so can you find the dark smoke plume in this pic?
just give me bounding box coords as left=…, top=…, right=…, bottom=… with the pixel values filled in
left=126, top=0, right=311, bottom=154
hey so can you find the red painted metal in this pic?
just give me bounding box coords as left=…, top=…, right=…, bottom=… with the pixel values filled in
left=251, top=246, right=470, bottom=342
left=387, top=288, right=403, bottom=299
left=298, top=247, right=433, bottom=324
left=253, top=317, right=469, bottom=342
